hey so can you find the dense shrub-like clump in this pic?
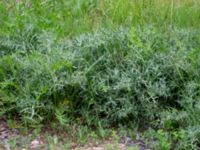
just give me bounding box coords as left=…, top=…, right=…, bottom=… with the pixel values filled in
left=0, top=27, right=200, bottom=132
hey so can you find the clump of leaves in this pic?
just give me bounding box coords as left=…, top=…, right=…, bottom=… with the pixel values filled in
left=0, top=26, right=200, bottom=148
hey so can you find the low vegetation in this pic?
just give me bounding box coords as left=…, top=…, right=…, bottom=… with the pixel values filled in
left=0, top=0, right=200, bottom=149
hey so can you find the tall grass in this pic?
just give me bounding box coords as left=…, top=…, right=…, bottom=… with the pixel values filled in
left=0, top=0, right=199, bottom=38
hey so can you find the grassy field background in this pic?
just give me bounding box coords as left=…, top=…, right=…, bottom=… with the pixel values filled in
left=1, top=0, right=200, bottom=37
left=0, top=0, right=200, bottom=149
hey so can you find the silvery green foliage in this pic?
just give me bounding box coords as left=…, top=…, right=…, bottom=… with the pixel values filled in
left=0, top=27, right=199, bottom=132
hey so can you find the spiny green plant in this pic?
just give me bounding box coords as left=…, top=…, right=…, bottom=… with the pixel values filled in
left=0, top=1, right=200, bottom=148
left=0, top=26, right=199, bottom=126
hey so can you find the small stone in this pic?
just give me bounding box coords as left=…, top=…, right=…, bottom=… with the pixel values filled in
left=30, top=139, right=40, bottom=149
